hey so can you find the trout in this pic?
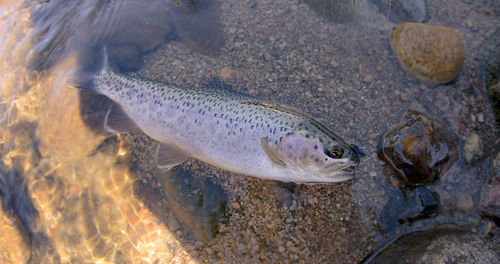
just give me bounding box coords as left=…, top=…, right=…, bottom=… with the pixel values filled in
left=69, top=55, right=360, bottom=183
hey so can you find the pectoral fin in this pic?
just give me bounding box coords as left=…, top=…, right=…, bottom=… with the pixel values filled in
left=155, top=142, right=190, bottom=170
left=260, top=138, right=286, bottom=167
left=104, top=103, right=138, bottom=133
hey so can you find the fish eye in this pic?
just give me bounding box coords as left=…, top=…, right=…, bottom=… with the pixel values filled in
left=324, top=146, right=344, bottom=159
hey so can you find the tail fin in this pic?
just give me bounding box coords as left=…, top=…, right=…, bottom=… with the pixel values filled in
left=66, top=46, right=109, bottom=90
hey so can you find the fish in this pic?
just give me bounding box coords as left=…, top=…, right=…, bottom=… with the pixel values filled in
left=68, top=53, right=360, bottom=183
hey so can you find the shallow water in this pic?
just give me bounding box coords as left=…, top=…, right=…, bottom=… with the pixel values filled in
left=0, top=0, right=499, bottom=263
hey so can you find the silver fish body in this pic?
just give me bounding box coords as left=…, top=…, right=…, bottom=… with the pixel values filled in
left=76, top=65, right=360, bottom=183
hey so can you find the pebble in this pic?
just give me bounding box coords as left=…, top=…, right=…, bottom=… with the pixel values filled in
left=480, top=221, right=496, bottom=237
left=456, top=194, right=474, bottom=213
left=362, top=74, right=373, bottom=83
left=477, top=113, right=484, bottom=123
left=463, top=133, right=483, bottom=163
left=219, top=66, right=236, bottom=81
left=391, top=23, right=465, bottom=85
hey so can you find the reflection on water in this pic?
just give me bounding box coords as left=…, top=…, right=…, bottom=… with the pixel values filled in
left=0, top=2, right=197, bottom=262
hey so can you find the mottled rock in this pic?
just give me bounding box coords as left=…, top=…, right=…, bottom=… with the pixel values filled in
left=391, top=23, right=465, bottom=85
left=370, top=0, right=428, bottom=23
left=463, top=133, right=483, bottom=163
left=481, top=184, right=500, bottom=224
left=0, top=199, right=31, bottom=264
left=368, top=225, right=499, bottom=263
left=379, top=110, right=459, bottom=185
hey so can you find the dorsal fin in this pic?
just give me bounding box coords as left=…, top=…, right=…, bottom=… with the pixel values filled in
left=242, top=100, right=343, bottom=141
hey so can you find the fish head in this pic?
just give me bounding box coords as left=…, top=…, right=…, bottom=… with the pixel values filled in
left=277, top=124, right=360, bottom=182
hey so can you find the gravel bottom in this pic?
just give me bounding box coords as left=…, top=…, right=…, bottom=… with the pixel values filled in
left=127, top=0, right=500, bottom=262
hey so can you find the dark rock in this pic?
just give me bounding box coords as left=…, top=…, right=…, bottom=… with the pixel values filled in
left=109, top=45, right=142, bottom=72
left=29, top=0, right=174, bottom=71
left=481, top=28, right=500, bottom=125
left=366, top=225, right=499, bottom=263
left=379, top=110, right=459, bottom=186
left=370, top=0, right=429, bottom=23
left=158, top=166, right=229, bottom=244
left=106, top=0, right=173, bottom=52
left=379, top=186, right=439, bottom=233
left=481, top=184, right=500, bottom=224
left=169, top=0, right=226, bottom=55
left=301, top=0, right=362, bottom=23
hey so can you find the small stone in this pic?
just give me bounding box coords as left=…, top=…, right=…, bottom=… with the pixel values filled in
left=362, top=74, right=373, bottom=83
left=219, top=67, right=235, bottom=81
left=330, top=59, right=339, bottom=68
left=480, top=221, right=496, bottom=237
left=232, top=201, right=240, bottom=210
left=263, top=51, right=272, bottom=61
left=370, top=171, right=377, bottom=177
left=456, top=194, right=474, bottom=213
left=391, top=23, right=465, bottom=85
left=463, top=133, right=483, bottom=163
left=477, top=113, right=485, bottom=123
left=434, top=91, right=450, bottom=111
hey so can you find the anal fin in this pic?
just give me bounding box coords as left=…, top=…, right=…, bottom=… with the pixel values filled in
left=104, top=103, right=138, bottom=133
left=155, top=142, right=190, bottom=170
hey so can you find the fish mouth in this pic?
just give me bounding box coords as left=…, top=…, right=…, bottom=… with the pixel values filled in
left=320, top=159, right=357, bottom=175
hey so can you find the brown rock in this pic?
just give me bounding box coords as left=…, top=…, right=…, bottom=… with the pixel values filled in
left=379, top=110, right=459, bottom=185
left=391, top=23, right=465, bottom=85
